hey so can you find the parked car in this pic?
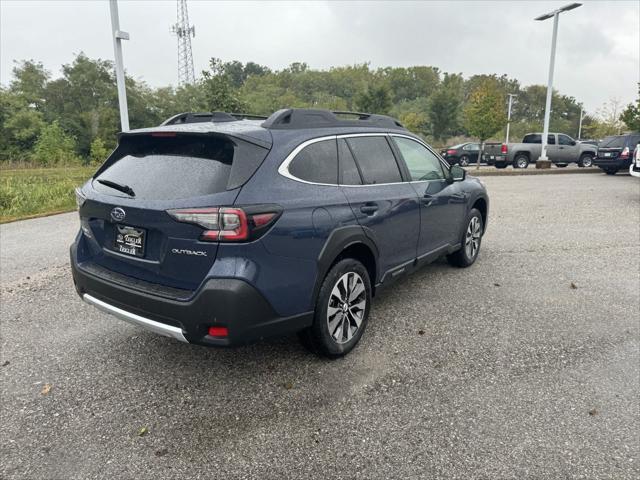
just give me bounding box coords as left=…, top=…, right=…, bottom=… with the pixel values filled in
left=71, top=109, right=489, bottom=357
left=593, top=133, right=640, bottom=175
left=629, top=144, right=640, bottom=178
left=440, top=142, right=486, bottom=166
left=485, top=133, right=597, bottom=169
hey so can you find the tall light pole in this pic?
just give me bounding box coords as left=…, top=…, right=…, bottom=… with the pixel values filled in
left=505, top=93, right=517, bottom=144
left=535, top=2, right=582, bottom=169
left=109, top=0, right=130, bottom=131
left=577, top=107, right=584, bottom=140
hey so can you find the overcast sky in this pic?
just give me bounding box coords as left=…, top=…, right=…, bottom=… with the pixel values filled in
left=1, top=1, right=638, bottom=112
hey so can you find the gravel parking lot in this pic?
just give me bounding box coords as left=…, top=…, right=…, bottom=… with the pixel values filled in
left=1, top=173, right=639, bottom=479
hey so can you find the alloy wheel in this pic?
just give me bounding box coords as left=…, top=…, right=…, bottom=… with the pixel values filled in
left=327, top=272, right=366, bottom=344
left=517, top=157, right=528, bottom=168
left=465, top=216, right=482, bottom=259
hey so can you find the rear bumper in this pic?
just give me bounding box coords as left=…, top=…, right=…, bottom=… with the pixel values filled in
left=70, top=245, right=313, bottom=347
left=594, top=158, right=630, bottom=170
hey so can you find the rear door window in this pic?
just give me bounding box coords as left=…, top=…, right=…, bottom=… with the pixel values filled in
left=288, top=139, right=338, bottom=184
left=337, top=139, right=362, bottom=185
left=346, top=136, right=402, bottom=184
left=523, top=134, right=541, bottom=144
left=93, top=134, right=266, bottom=200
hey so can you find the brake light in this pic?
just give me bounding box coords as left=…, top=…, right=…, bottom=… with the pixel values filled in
left=501, top=144, right=508, bottom=154
left=620, top=147, right=629, bottom=159
left=446, top=149, right=457, bottom=155
left=150, top=132, right=177, bottom=137
left=167, top=206, right=280, bottom=242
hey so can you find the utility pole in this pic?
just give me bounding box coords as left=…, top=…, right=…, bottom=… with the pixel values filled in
left=109, top=0, right=130, bottom=131
left=535, top=3, right=582, bottom=169
left=172, top=0, right=196, bottom=86
left=578, top=108, right=584, bottom=140
left=505, top=94, right=517, bottom=144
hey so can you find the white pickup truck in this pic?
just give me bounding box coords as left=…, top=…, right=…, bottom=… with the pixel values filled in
left=484, top=133, right=598, bottom=169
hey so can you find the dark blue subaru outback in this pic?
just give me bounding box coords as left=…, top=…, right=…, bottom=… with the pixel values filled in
left=71, top=109, right=489, bottom=357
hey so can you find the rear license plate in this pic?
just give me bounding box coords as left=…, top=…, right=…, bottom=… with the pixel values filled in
left=114, top=225, right=146, bottom=257
left=604, top=152, right=611, bottom=157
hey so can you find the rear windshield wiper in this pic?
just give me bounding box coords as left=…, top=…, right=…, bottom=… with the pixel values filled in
left=96, top=179, right=136, bottom=197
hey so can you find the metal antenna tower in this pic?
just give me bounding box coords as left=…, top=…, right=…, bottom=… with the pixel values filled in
left=171, top=0, right=196, bottom=85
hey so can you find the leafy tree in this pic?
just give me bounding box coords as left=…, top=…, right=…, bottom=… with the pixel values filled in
left=620, top=85, right=640, bottom=132
left=464, top=79, right=507, bottom=169
left=428, top=73, right=464, bottom=140
left=32, top=121, right=78, bottom=165
left=399, top=111, right=428, bottom=135
left=10, top=60, right=49, bottom=110
left=201, top=58, right=246, bottom=112
left=355, top=84, right=392, bottom=114
left=381, top=66, right=440, bottom=103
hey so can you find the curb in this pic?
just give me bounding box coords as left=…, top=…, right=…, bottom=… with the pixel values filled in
left=465, top=168, right=602, bottom=177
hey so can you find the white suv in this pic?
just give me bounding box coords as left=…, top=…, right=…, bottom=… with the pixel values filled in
left=630, top=144, right=640, bottom=178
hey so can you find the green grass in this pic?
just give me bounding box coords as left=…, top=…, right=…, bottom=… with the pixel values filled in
left=0, top=166, right=96, bottom=223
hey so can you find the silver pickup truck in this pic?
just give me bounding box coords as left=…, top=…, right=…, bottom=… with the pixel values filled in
left=485, top=133, right=597, bottom=169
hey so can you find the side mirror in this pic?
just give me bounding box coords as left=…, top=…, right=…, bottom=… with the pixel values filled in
left=451, top=165, right=466, bottom=182
left=571, top=140, right=576, bottom=146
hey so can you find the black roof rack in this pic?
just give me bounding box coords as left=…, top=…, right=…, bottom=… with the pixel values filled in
left=261, top=109, right=405, bottom=130
left=160, top=112, right=268, bottom=126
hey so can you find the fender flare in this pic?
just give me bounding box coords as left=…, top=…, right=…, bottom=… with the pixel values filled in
left=312, top=225, right=380, bottom=306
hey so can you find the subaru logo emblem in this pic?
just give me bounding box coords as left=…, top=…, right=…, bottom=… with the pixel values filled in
left=111, top=207, right=126, bottom=222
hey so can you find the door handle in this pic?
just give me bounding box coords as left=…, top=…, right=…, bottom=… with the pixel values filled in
left=421, top=194, right=434, bottom=205
left=360, top=203, right=378, bottom=215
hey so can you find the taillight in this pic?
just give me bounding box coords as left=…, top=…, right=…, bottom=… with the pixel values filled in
left=167, top=206, right=280, bottom=242
left=501, top=144, right=508, bottom=154
left=446, top=149, right=457, bottom=155
left=620, top=147, right=629, bottom=159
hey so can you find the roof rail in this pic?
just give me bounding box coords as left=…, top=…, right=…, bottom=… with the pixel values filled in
left=230, top=113, right=269, bottom=121
left=160, top=112, right=268, bottom=126
left=261, top=108, right=405, bottom=130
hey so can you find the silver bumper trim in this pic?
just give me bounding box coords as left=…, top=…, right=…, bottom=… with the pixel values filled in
left=83, top=294, right=188, bottom=343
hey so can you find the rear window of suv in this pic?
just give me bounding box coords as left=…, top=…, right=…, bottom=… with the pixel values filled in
left=93, top=134, right=267, bottom=200
left=599, top=136, right=626, bottom=148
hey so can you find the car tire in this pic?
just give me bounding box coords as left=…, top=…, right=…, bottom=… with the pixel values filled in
left=447, top=208, right=483, bottom=268
left=513, top=155, right=529, bottom=169
left=298, top=258, right=372, bottom=358
left=578, top=154, right=593, bottom=168
left=459, top=155, right=470, bottom=167
left=557, top=163, right=568, bottom=168
left=495, top=164, right=507, bottom=169
left=605, top=168, right=618, bottom=175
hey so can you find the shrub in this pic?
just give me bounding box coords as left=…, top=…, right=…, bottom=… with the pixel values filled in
left=32, top=121, right=78, bottom=166
left=89, top=137, right=110, bottom=165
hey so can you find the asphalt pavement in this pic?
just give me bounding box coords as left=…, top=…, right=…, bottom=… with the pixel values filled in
left=1, top=173, right=639, bottom=479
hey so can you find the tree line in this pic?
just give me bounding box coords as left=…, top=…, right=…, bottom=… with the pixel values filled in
left=1, top=53, right=638, bottom=165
